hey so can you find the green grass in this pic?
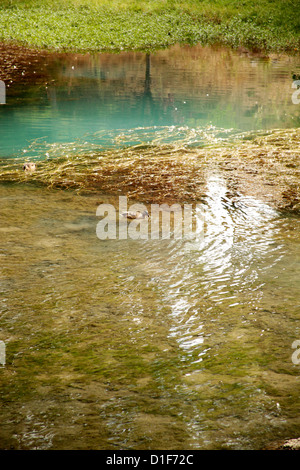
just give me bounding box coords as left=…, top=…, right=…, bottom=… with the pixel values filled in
left=0, top=0, right=299, bottom=53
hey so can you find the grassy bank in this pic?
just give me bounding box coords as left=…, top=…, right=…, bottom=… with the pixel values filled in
left=0, top=0, right=299, bottom=53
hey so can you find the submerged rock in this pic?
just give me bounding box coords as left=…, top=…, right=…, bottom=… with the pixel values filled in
left=264, top=437, right=300, bottom=450
left=281, top=439, right=300, bottom=450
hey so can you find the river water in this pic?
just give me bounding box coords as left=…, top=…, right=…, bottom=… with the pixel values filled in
left=0, top=45, right=300, bottom=450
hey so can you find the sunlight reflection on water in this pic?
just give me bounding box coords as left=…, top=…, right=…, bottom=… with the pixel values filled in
left=134, top=173, right=285, bottom=371
left=0, top=176, right=299, bottom=449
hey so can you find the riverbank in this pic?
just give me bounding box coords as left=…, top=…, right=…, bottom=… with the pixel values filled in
left=0, top=0, right=299, bottom=54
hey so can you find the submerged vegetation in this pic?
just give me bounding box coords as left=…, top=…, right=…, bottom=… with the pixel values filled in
left=1, top=2, right=300, bottom=452
left=1, top=127, right=300, bottom=213
left=0, top=0, right=299, bottom=53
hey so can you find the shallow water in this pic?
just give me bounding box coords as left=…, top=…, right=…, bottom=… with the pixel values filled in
left=0, top=176, right=300, bottom=450
left=0, top=45, right=300, bottom=450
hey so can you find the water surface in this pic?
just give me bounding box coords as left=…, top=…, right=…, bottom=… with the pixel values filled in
left=0, top=45, right=300, bottom=450
left=1, top=179, right=300, bottom=450
left=0, top=45, right=299, bottom=158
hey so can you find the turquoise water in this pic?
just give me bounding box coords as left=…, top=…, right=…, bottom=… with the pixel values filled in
left=0, top=45, right=299, bottom=158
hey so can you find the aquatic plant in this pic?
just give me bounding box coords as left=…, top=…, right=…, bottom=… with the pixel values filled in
left=1, top=127, right=299, bottom=213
